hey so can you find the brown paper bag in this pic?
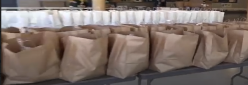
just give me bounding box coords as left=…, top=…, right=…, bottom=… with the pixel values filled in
left=24, top=26, right=81, bottom=34
left=109, top=26, right=132, bottom=33
left=1, top=27, right=25, bottom=42
left=202, top=25, right=217, bottom=31
left=1, top=27, right=22, bottom=33
left=25, top=27, right=61, bottom=33
left=2, top=32, right=22, bottom=42
left=149, top=24, right=186, bottom=42
left=121, top=24, right=150, bottom=38
left=193, top=30, right=228, bottom=69
left=238, top=22, right=248, bottom=30
left=2, top=32, right=60, bottom=85
left=149, top=25, right=182, bottom=56
left=192, top=25, right=203, bottom=32
left=150, top=30, right=199, bottom=73
left=22, top=27, right=63, bottom=57
left=149, top=25, right=166, bottom=42
left=57, top=26, right=107, bottom=55
left=1, top=27, right=23, bottom=83
left=107, top=32, right=149, bottom=78
left=2, top=28, right=32, bottom=75
left=57, top=27, right=89, bottom=38
left=205, top=23, right=225, bottom=29
left=60, top=33, right=108, bottom=82
left=114, top=25, right=150, bottom=58
left=225, top=30, right=248, bottom=63
left=79, top=25, right=111, bottom=36
left=175, top=24, right=194, bottom=32
left=110, top=25, right=149, bottom=47
left=225, top=23, right=240, bottom=30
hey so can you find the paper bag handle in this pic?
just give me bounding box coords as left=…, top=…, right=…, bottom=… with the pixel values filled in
left=88, top=29, right=99, bottom=38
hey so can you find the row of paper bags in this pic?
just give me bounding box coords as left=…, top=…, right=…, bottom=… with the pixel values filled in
left=2, top=22, right=248, bottom=85
left=1, top=10, right=224, bottom=28
left=1, top=26, right=149, bottom=84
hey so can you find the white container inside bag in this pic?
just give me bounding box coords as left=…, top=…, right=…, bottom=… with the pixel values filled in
left=209, top=11, right=219, bottom=23
left=6, top=11, right=20, bottom=27
left=71, top=10, right=84, bottom=26
left=59, top=10, right=73, bottom=26
left=144, top=11, right=152, bottom=24
left=152, top=11, right=160, bottom=24
left=83, top=11, right=93, bottom=25
left=159, top=11, right=167, bottom=24
left=196, top=11, right=203, bottom=23
left=134, top=11, right=145, bottom=25
left=102, top=11, right=111, bottom=25
left=202, top=11, right=210, bottom=23
left=92, top=11, right=103, bottom=25
left=183, top=11, right=192, bottom=23
left=52, top=10, right=63, bottom=28
left=120, top=11, right=128, bottom=24
left=1, top=11, right=9, bottom=28
left=218, top=12, right=225, bottom=22
left=110, top=11, right=120, bottom=25
left=19, top=11, right=30, bottom=27
left=29, top=10, right=54, bottom=28
left=3, top=11, right=28, bottom=32
left=176, top=11, right=185, bottom=23
left=167, top=11, right=177, bottom=24
left=189, top=11, right=198, bottom=23
left=126, top=11, right=136, bottom=24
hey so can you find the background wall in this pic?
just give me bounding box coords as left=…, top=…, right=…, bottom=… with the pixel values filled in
left=15, top=0, right=247, bottom=21
left=211, top=0, right=247, bottom=8
left=17, top=0, right=247, bottom=8
left=18, top=0, right=67, bottom=7
left=1, top=0, right=18, bottom=7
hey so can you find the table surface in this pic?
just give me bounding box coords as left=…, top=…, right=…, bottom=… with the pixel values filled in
left=139, top=60, right=248, bottom=80
left=15, top=60, right=248, bottom=85
left=19, top=76, right=136, bottom=85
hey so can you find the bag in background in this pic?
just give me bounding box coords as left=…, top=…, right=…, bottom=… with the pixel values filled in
left=107, top=31, right=149, bottom=78
left=193, top=30, right=228, bottom=69
left=150, top=30, right=199, bottom=72
left=225, top=30, right=248, bottom=63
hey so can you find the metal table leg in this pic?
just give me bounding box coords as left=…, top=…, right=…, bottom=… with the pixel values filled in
left=146, top=79, right=154, bottom=85
left=230, top=66, right=248, bottom=85
left=138, top=77, right=141, bottom=85
left=137, top=78, right=154, bottom=85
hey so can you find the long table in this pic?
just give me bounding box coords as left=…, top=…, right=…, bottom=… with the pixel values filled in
left=16, top=60, right=248, bottom=85
left=19, top=76, right=136, bottom=85
left=137, top=60, right=248, bottom=85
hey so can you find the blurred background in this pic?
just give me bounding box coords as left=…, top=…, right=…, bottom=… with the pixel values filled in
left=1, top=0, right=247, bottom=21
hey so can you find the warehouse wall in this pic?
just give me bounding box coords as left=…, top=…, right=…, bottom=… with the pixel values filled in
left=17, top=0, right=247, bottom=8
left=166, top=0, right=247, bottom=8
left=211, top=0, right=247, bottom=8
left=18, top=0, right=67, bottom=7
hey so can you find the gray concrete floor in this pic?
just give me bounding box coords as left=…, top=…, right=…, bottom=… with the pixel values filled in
left=113, top=66, right=248, bottom=85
